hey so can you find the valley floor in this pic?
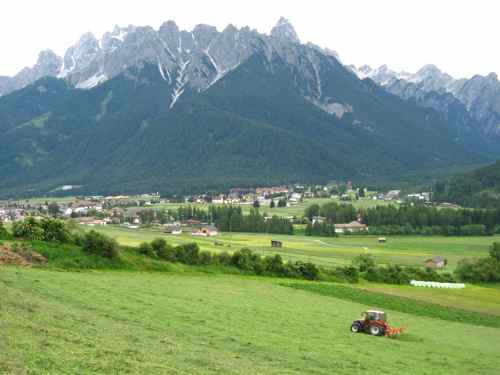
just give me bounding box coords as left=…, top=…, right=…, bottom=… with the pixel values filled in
left=87, top=225, right=497, bottom=270
left=2, top=267, right=500, bottom=374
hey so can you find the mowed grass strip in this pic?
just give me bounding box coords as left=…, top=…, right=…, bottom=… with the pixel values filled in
left=285, top=282, right=500, bottom=328
left=355, top=282, right=500, bottom=316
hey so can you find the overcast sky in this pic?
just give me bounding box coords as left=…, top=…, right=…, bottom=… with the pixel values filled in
left=1, top=0, right=498, bottom=78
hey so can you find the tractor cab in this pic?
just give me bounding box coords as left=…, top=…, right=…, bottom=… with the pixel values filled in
left=363, top=310, right=386, bottom=322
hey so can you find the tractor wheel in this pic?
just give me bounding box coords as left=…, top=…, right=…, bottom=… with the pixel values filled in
left=350, top=323, right=361, bottom=333
left=369, top=324, right=384, bottom=336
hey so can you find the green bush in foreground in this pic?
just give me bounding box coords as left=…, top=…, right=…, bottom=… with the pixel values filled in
left=454, top=242, right=500, bottom=282
left=0, top=222, right=10, bottom=239
left=82, top=230, right=120, bottom=259
left=138, top=239, right=320, bottom=281
left=347, top=254, right=454, bottom=285
left=12, top=217, right=73, bottom=243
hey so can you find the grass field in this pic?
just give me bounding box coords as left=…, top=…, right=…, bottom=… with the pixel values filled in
left=1, top=267, right=500, bottom=374
left=86, top=225, right=496, bottom=270
left=355, top=282, right=500, bottom=316
left=125, top=197, right=394, bottom=218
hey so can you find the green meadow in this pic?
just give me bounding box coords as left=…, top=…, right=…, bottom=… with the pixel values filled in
left=87, top=225, right=496, bottom=270
left=138, top=197, right=393, bottom=217
left=2, top=267, right=500, bottom=375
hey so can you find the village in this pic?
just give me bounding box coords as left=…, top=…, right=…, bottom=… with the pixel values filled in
left=0, top=182, right=434, bottom=229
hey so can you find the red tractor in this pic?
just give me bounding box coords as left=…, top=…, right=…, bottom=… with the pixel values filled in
left=350, top=310, right=403, bottom=338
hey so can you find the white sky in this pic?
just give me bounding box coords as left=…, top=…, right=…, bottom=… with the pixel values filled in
left=1, top=0, right=498, bottom=78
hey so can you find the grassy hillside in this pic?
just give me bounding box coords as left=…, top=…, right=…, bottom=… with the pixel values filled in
left=2, top=267, right=500, bottom=374
left=86, top=225, right=495, bottom=270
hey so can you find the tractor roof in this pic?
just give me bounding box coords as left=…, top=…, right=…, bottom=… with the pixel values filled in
left=366, top=310, right=385, bottom=314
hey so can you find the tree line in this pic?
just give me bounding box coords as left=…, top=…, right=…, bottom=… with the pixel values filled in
left=304, top=201, right=500, bottom=236
left=138, top=238, right=319, bottom=280
left=123, top=205, right=293, bottom=235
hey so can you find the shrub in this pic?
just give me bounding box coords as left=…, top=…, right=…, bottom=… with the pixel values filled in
left=82, top=230, right=120, bottom=259
left=294, top=261, right=320, bottom=280
left=12, top=217, right=45, bottom=241
left=146, top=238, right=176, bottom=260
left=40, top=218, right=71, bottom=243
left=455, top=257, right=500, bottom=282
left=139, top=242, right=156, bottom=257
left=263, top=254, right=286, bottom=276
left=490, top=243, right=500, bottom=262
left=198, top=251, right=213, bottom=265
left=0, top=222, right=9, bottom=239
left=174, top=243, right=200, bottom=265
left=214, top=251, right=232, bottom=266
left=352, top=254, right=375, bottom=272
left=231, top=248, right=260, bottom=272
left=156, top=245, right=176, bottom=261
left=454, top=243, right=500, bottom=282
left=324, top=266, right=359, bottom=283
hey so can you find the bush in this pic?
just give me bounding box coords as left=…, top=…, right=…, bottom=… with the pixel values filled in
left=198, top=251, right=213, bottom=265
left=174, top=243, right=200, bottom=265
left=263, top=254, right=286, bottom=276
left=455, top=257, right=500, bottom=282
left=40, top=218, right=71, bottom=243
left=82, top=231, right=120, bottom=259
left=214, top=251, right=232, bottom=266
left=352, top=254, right=375, bottom=272
left=149, top=238, right=176, bottom=260
left=133, top=239, right=320, bottom=281
left=231, top=248, right=260, bottom=272
left=454, top=242, right=500, bottom=282
left=490, top=243, right=500, bottom=262
left=0, top=222, right=9, bottom=239
left=139, top=242, right=156, bottom=257
left=294, top=261, right=320, bottom=280
left=12, top=217, right=44, bottom=241
left=12, top=217, right=74, bottom=243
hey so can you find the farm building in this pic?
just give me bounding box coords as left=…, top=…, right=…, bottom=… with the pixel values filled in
left=271, top=240, right=283, bottom=248
left=192, top=225, right=219, bottom=237
left=335, top=221, right=368, bottom=234
left=424, top=256, right=447, bottom=269
left=76, top=217, right=107, bottom=226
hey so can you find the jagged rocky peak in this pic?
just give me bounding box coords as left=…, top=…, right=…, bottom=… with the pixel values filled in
left=416, top=64, right=442, bottom=75
left=487, top=72, right=499, bottom=82
left=34, top=49, right=63, bottom=74
left=101, top=25, right=135, bottom=50
left=37, top=49, right=62, bottom=67
left=270, top=17, right=300, bottom=44
left=192, top=24, right=219, bottom=49
left=357, top=64, right=373, bottom=75
left=67, top=32, right=100, bottom=63
left=414, top=64, right=453, bottom=83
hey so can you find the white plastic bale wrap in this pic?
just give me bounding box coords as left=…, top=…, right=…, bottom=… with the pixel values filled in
left=410, top=280, right=465, bottom=289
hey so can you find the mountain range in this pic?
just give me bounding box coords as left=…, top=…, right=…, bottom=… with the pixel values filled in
left=0, top=18, right=498, bottom=197
left=349, top=64, right=500, bottom=140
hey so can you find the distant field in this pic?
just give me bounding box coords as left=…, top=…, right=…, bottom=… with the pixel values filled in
left=4, top=196, right=393, bottom=219
left=2, top=267, right=500, bottom=374
left=128, top=197, right=394, bottom=217
left=6, top=196, right=78, bottom=205
left=355, top=282, right=500, bottom=316
left=87, top=225, right=496, bottom=270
